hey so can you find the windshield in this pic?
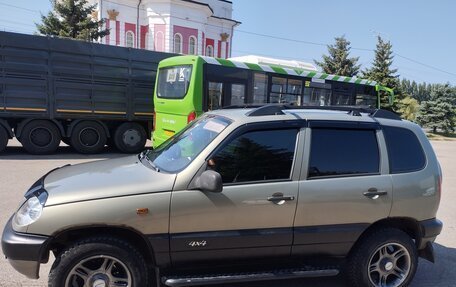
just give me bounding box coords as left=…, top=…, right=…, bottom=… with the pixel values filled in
left=157, top=65, right=193, bottom=99
left=146, top=115, right=231, bottom=173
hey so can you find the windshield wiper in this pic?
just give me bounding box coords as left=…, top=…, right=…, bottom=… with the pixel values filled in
left=139, top=150, right=160, bottom=172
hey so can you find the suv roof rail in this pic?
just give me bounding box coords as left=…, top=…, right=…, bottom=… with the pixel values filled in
left=245, top=104, right=402, bottom=121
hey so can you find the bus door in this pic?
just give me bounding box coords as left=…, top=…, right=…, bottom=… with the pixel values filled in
left=205, top=79, right=247, bottom=111
left=204, top=64, right=249, bottom=111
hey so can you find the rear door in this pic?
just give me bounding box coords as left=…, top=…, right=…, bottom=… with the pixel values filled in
left=293, top=122, right=392, bottom=257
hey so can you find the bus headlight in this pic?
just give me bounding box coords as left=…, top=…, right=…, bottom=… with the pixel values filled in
left=14, top=192, right=47, bottom=227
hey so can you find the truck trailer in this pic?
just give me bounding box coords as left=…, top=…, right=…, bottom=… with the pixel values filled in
left=0, top=31, right=174, bottom=154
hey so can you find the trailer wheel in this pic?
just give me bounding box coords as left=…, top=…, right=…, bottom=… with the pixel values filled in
left=20, top=120, right=61, bottom=155
left=0, top=126, right=9, bottom=153
left=70, top=121, right=107, bottom=154
left=114, top=122, right=147, bottom=153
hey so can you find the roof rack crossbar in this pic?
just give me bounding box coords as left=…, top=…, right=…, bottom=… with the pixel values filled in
left=244, top=104, right=402, bottom=121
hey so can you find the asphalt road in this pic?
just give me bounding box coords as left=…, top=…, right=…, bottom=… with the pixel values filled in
left=0, top=139, right=455, bottom=287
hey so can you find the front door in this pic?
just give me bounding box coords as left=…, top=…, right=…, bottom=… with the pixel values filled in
left=169, top=126, right=302, bottom=265
left=206, top=81, right=247, bottom=111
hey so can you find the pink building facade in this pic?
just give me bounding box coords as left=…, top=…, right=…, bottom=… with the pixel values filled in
left=90, top=0, right=240, bottom=59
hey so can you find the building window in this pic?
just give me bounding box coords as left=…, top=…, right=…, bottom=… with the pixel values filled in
left=206, top=45, right=214, bottom=57
left=174, top=33, right=183, bottom=54
left=126, top=31, right=134, bottom=48
left=155, top=31, right=164, bottom=51
left=189, top=36, right=197, bottom=55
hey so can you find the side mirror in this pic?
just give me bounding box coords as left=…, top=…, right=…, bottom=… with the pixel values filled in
left=195, top=170, right=223, bottom=193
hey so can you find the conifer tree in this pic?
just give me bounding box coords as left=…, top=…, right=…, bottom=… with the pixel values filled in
left=36, top=0, right=109, bottom=41
left=314, top=36, right=361, bottom=77
left=417, top=84, right=456, bottom=133
left=363, top=36, right=400, bottom=109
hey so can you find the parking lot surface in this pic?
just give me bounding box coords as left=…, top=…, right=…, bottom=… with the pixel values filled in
left=0, top=139, right=455, bottom=287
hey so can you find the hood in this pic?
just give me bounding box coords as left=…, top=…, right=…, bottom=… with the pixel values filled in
left=43, top=155, right=176, bottom=206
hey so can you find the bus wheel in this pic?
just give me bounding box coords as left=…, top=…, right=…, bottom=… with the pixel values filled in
left=20, top=120, right=61, bottom=155
left=0, top=125, right=9, bottom=153
left=114, top=122, right=147, bottom=153
left=70, top=121, right=107, bottom=154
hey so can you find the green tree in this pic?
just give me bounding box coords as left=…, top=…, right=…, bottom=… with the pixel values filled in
left=36, top=0, right=109, bottom=41
left=417, top=84, right=456, bottom=134
left=397, top=96, right=420, bottom=121
left=314, top=35, right=361, bottom=77
left=362, top=36, right=400, bottom=110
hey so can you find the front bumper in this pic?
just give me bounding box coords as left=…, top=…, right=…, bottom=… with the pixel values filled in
left=1, top=216, right=50, bottom=279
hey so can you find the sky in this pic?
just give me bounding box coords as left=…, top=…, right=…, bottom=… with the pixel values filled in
left=0, top=0, right=455, bottom=85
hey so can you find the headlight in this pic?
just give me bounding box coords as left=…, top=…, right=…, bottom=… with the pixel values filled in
left=14, top=192, right=47, bottom=227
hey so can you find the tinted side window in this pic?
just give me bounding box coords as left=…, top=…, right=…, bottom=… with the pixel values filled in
left=309, top=128, right=380, bottom=178
left=212, top=129, right=298, bottom=183
left=383, top=126, right=426, bottom=174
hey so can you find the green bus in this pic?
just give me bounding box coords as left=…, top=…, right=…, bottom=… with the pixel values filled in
left=153, top=55, right=394, bottom=148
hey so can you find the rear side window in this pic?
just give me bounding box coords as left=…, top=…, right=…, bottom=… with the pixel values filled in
left=211, top=129, right=298, bottom=183
left=309, top=128, right=380, bottom=178
left=383, top=126, right=426, bottom=174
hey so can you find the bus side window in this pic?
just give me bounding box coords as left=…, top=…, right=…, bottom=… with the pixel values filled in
left=253, top=73, right=268, bottom=104
left=355, top=85, right=377, bottom=107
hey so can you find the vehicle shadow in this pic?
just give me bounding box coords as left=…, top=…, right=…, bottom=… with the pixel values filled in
left=222, top=243, right=455, bottom=287
left=0, top=145, right=127, bottom=160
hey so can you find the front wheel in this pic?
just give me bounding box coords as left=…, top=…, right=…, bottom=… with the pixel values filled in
left=346, top=228, right=418, bottom=287
left=49, top=237, right=149, bottom=287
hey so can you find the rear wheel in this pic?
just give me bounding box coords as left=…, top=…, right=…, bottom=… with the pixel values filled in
left=0, top=126, right=8, bottom=153
left=346, top=228, right=418, bottom=287
left=114, top=122, right=147, bottom=153
left=49, top=237, right=149, bottom=287
left=70, top=121, right=107, bottom=154
left=20, top=120, right=61, bottom=154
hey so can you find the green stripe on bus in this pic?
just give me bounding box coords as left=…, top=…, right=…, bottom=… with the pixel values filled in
left=344, top=77, right=352, bottom=82
left=355, top=79, right=362, bottom=84
left=270, top=66, right=287, bottom=75
left=307, top=72, right=317, bottom=77
left=332, top=76, right=340, bottom=81
left=320, top=74, right=329, bottom=79
left=294, top=68, right=304, bottom=75
left=216, top=58, right=237, bottom=68
left=245, top=63, right=263, bottom=71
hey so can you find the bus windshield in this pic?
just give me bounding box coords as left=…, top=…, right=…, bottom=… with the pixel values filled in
left=146, top=115, right=231, bottom=173
left=157, top=65, right=192, bottom=99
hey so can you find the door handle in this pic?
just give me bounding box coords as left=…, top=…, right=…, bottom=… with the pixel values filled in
left=267, top=196, right=295, bottom=201
left=267, top=192, right=295, bottom=203
left=363, top=188, right=388, bottom=199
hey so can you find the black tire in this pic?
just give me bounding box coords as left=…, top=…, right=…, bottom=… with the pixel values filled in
left=19, top=120, right=61, bottom=155
left=70, top=121, right=107, bottom=154
left=346, top=228, right=418, bottom=287
left=0, top=125, right=8, bottom=153
left=114, top=122, right=147, bottom=153
left=49, top=237, right=149, bottom=287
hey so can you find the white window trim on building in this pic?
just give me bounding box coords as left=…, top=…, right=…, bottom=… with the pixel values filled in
left=174, top=33, right=183, bottom=54
left=206, top=45, right=214, bottom=57
left=189, top=36, right=197, bottom=55
left=126, top=31, right=135, bottom=48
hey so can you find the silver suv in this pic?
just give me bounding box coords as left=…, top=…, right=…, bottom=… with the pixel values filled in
left=2, top=105, right=443, bottom=287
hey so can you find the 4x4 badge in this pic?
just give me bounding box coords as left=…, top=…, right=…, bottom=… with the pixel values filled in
left=188, top=240, right=207, bottom=247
